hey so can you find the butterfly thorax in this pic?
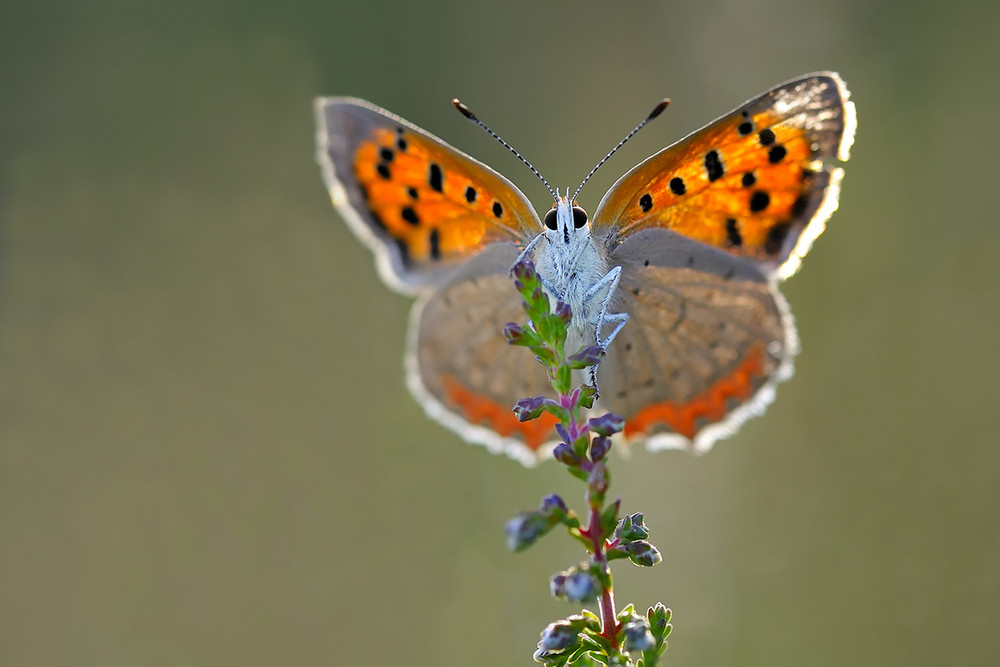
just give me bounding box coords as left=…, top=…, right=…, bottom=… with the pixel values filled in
left=533, top=194, right=610, bottom=345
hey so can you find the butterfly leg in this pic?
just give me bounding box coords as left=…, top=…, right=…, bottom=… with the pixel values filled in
left=584, top=265, right=628, bottom=350
left=581, top=265, right=629, bottom=391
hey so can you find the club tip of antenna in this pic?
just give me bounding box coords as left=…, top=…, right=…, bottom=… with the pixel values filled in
left=452, top=98, right=477, bottom=121
left=648, top=98, right=671, bottom=120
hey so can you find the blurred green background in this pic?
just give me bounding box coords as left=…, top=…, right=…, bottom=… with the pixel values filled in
left=2, top=1, right=998, bottom=665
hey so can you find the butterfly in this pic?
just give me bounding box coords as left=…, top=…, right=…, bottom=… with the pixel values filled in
left=315, top=73, right=856, bottom=466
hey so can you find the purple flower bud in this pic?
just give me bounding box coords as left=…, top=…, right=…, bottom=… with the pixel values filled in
left=567, top=345, right=604, bottom=369
left=563, top=569, right=599, bottom=603
left=506, top=512, right=546, bottom=552
left=511, top=258, right=538, bottom=284
left=552, top=443, right=579, bottom=466
left=503, top=322, right=525, bottom=344
left=590, top=436, right=612, bottom=461
left=622, top=620, right=656, bottom=652
left=588, top=413, right=625, bottom=437
left=555, top=422, right=572, bottom=445
left=553, top=300, right=573, bottom=324
left=540, top=493, right=568, bottom=516
left=549, top=573, right=567, bottom=598
left=537, top=620, right=578, bottom=652
left=513, top=395, right=552, bottom=422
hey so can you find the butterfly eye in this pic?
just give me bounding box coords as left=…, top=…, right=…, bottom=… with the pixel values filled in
left=544, top=208, right=558, bottom=230
left=572, top=206, right=588, bottom=229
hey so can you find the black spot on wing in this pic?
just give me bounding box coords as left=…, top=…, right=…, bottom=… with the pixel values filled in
left=725, top=218, right=742, bottom=247
left=765, top=222, right=792, bottom=255
left=401, top=206, right=419, bottom=226
left=639, top=193, right=653, bottom=212
left=669, top=177, right=686, bottom=195
left=428, top=163, right=443, bottom=192
left=749, top=191, right=770, bottom=213
left=705, top=150, right=724, bottom=181
left=429, top=228, right=441, bottom=260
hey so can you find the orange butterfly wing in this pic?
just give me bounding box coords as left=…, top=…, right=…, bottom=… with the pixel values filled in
left=315, top=98, right=540, bottom=293
left=591, top=73, right=856, bottom=278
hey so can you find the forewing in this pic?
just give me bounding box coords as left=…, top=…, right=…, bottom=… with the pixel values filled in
left=592, top=73, right=856, bottom=279
left=316, top=98, right=541, bottom=293
left=598, top=228, right=797, bottom=453
left=406, top=244, right=557, bottom=466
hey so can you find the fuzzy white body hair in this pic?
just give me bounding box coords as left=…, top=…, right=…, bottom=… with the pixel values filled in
left=528, top=191, right=624, bottom=354
left=534, top=232, right=609, bottom=347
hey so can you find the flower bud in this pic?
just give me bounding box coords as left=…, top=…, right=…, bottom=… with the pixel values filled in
left=647, top=603, right=672, bottom=639
left=513, top=395, right=554, bottom=422
left=552, top=443, right=580, bottom=466
left=622, top=619, right=656, bottom=652
left=590, top=436, right=612, bottom=461
left=616, top=512, right=649, bottom=541
left=563, top=569, right=599, bottom=603
left=506, top=512, right=546, bottom=552
left=549, top=573, right=567, bottom=598
left=567, top=345, right=604, bottom=369
left=511, top=258, right=539, bottom=285
left=553, top=300, right=573, bottom=324
left=540, top=494, right=568, bottom=516
left=587, top=413, right=625, bottom=437
left=623, top=540, right=662, bottom=567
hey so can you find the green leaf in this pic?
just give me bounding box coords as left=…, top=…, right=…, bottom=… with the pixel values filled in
left=532, top=346, right=558, bottom=368
left=600, top=499, right=621, bottom=537
left=553, top=364, right=573, bottom=395
left=616, top=603, right=637, bottom=623
left=578, top=385, right=598, bottom=408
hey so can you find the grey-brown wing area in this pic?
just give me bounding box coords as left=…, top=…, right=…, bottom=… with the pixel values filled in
left=406, top=243, right=554, bottom=460
left=597, top=228, right=797, bottom=448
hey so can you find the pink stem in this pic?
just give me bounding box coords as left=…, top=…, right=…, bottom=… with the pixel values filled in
left=588, top=503, right=619, bottom=647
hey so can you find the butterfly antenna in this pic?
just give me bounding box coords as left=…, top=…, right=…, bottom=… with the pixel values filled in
left=572, top=98, right=671, bottom=203
left=453, top=99, right=558, bottom=201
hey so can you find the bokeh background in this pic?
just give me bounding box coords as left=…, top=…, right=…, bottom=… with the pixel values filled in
left=2, top=1, right=998, bottom=665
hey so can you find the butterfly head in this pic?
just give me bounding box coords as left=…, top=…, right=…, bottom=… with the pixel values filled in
left=543, top=190, right=590, bottom=246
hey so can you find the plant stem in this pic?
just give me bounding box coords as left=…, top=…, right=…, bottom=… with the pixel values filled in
left=588, top=502, right=619, bottom=648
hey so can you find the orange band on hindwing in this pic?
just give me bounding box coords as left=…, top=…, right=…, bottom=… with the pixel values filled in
left=443, top=376, right=558, bottom=451
left=625, top=342, right=767, bottom=439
